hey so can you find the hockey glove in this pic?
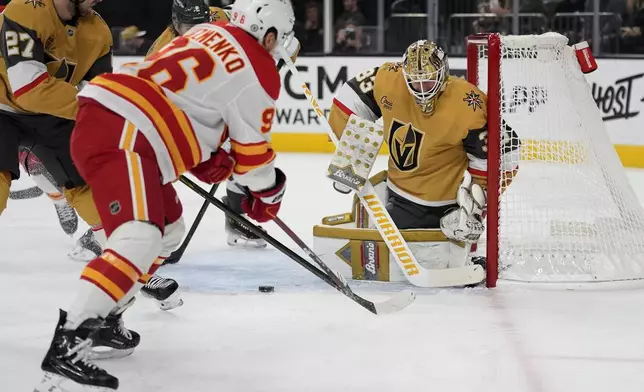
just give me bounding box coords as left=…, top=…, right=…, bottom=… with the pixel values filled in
left=440, top=171, right=486, bottom=243
left=241, top=168, right=286, bottom=223
left=190, top=149, right=235, bottom=184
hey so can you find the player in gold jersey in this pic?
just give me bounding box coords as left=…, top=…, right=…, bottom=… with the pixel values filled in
left=329, top=40, right=519, bottom=241
left=0, top=0, right=111, bottom=224
left=0, top=0, right=161, bottom=362
left=147, top=0, right=230, bottom=56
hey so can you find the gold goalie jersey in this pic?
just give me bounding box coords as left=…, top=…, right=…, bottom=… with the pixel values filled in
left=0, top=0, right=112, bottom=120
left=146, top=6, right=229, bottom=57
left=329, top=63, right=497, bottom=206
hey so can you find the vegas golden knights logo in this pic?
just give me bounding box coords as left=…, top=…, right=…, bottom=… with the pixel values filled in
left=47, top=57, right=76, bottom=83
left=388, top=119, right=424, bottom=171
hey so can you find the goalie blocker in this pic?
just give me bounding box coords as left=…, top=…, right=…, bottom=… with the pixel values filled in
left=313, top=171, right=477, bottom=283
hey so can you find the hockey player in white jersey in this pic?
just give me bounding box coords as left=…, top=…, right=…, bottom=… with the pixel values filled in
left=36, top=0, right=294, bottom=390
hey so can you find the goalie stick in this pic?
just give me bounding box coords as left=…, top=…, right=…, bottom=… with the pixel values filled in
left=179, top=175, right=415, bottom=315
left=164, top=183, right=219, bottom=265
left=277, top=47, right=486, bottom=288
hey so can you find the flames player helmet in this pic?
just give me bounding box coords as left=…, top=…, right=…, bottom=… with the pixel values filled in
left=172, top=0, right=211, bottom=35
left=229, top=0, right=295, bottom=53
left=402, top=40, right=449, bottom=116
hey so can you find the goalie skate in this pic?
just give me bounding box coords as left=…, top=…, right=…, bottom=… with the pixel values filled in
left=141, top=275, right=184, bottom=310
left=36, top=310, right=118, bottom=392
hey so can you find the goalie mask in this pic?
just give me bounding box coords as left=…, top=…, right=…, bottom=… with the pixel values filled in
left=402, top=40, right=449, bottom=116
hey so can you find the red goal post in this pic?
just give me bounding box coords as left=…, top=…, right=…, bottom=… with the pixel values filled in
left=467, top=34, right=502, bottom=287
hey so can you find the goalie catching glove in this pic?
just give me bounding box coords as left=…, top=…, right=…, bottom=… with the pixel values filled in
left=190, top=149, right=235, bottom=184
left=440, top=171, right=486, bottom=243
left=241, top=168, right=287, bottom=223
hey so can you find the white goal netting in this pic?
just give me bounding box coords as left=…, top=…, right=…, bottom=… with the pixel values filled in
left=473, top=33, right=644, bottom=283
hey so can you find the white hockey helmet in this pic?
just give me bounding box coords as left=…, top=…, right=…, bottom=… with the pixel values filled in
left=229, top=0, right=295, bottom=53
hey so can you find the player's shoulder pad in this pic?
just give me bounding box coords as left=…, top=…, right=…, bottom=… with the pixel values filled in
left=440, top=76, right=487, bottom=115
left=449, top=77, right=487, bottom=114
left=84, top=10, right=113, bottom=46
left=377, top=61, right=403, bottom=78
left=210, top=6, right=229, bottom=22
left=218, top=24, right=280, bottom=101
left=374, top=61, right=404, bottom=88
left=379, top=61, right=403, bottom=75
left=2, top=0, right=57, bottom=37
left=146, top=27, right=178, bottom=58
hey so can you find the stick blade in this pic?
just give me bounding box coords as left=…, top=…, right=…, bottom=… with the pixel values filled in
left=371, top=289, right=416, bottom=315
left=9, top=186, right=43, bottom=200
left=409, top=264, right=486, bottom=288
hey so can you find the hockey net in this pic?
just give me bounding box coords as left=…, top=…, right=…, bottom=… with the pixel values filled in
left=467, top=33, right=644, bottom=287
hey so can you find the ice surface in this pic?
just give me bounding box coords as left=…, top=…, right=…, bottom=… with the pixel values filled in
left=2, top=153, right=644, bottom=392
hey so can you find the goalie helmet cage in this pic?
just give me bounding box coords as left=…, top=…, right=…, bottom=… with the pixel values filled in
left=466, top=32, right=644, bottom=288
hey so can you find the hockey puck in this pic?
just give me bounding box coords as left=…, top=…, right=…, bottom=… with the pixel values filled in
left=258, top=286, right=275, bottom=293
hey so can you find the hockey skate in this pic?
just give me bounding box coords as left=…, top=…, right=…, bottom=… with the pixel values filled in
left=36, top=309, right=118, bottom=392
left=141, top=275, right=184, bottom=310
left=54, top=201, right=78, bottom=236
left=90, top=297, right=140, bottom=360
left=68, top=228, right=102, bottom=262
left=223, top=197, right=267, bottom=248
left=226, top=215, right=267, bottom=248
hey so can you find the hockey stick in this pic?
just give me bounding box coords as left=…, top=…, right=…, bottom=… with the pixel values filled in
left=272, top=216, right=415, bottom=314
left=179, top=175, right=415, bottom=315
left=164, top=183, right=219, bottom=265
left=277, top=47, right=485, bottom=288
left=9, top=185, right=43, bottom=199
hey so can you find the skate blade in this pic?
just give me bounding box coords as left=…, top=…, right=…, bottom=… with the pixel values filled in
left=226, top=236, right=267, bottom=249
left=35, top=372, right=116, bottom=392
left=67, top=248, right=97, bottom=263
left=141, top=291, right=184, bottom=311
left=88, top=346, right=135, bottom=360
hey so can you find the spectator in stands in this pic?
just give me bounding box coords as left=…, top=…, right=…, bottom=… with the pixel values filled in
left=334, top=20, right=364, bottom=52
left=620, top=0, right=644, bottom=52
left=475, top=0, right=546, bottom=16
left=473, top=0, right=546, bottom=34
left=296, top=1, right=324, bottom=52
left=119, top=26, right=147, bottom=55
left=334, top=0, right=367, bottom=52
left=580, top=0, right=642, bottom=52
left=335, top=0, right=368, bottom=33
left=551, top=0, right=585, bottom=40
left=473, top=0, right=510, bottom=34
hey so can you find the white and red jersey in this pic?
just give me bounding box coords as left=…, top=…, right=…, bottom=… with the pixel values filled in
left=78, top=22, right=280, bottom=191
